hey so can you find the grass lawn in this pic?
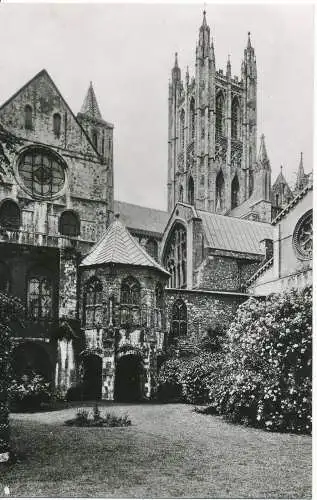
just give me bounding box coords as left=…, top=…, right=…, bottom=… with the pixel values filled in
left=0, top=403, right=311, bottom=498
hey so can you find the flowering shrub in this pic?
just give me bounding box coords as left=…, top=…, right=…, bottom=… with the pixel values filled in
left=157, top=358, right=184, bottom=401
left=65, top=405, right=132, bottom=427
left=208, top=286, right=312, bottom=434
left=180, top=353, right=222, bottom=404
left=9, top=373, right=52, bottom=411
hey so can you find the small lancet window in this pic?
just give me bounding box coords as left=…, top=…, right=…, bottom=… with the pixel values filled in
left=53, top=113, right=62, bottom=138
left=24, top=105, right=33, bottom=130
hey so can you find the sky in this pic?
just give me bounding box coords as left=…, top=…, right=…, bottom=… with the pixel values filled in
left=0, top=3, right=314, bottom=210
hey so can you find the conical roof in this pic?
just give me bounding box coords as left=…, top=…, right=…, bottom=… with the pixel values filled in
left=80, top=215, right=169, bottom=276
left=80, top=82, right=102, bottom=120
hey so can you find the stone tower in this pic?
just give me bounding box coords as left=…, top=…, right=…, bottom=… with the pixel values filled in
left=167, top=12, right=257, bottom=214
left=77, top=82, right=114, bottom=223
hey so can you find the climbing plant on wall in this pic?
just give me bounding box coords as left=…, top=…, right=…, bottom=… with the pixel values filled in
left=0, top=292, right=24, bottom=461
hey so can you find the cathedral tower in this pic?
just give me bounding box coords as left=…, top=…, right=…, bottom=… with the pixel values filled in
left=167, top=12, right=257, bottom=214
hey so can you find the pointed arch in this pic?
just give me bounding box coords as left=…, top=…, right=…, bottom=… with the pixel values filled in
left=231, top=174, right=240, bottom=209
left=215, top=170, right=225, bottom=212
left=216, top=92, right=225, bottom=137
left=24, top=105, right=33, bottom=130
left=163, top=222, right=187, bottom=289
left=190, top=98, right=195, bottom=140
left=231, top=96, right=240, bottom=139
left=83, top=277, right=104, bottom=327
left=120, top=276, right=141, bottom=326
left=53, top=113, right=61, bottom=138
left=171, top=299, right=187, bottom=340
left=187, top=176, right=194, bottom=206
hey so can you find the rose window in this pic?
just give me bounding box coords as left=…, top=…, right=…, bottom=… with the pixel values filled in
left=293, top=210, right=313, bottom=259
left=18, top=147, right=65, bottom=198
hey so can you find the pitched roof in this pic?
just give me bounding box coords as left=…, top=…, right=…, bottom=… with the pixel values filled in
left=80, top=214, right=169, bottom=275
left=80, top=82, right=102, bottom=120
left=272, top=182, right=313, bottom=225
left=114, top=200, right=169, bottom=237
left=197, top=210, right=273, bottom=255
left=272, top=166, right=290, bottom=189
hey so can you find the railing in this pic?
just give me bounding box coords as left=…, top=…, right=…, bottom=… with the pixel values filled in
left=0, top=226, right=96, bottom=252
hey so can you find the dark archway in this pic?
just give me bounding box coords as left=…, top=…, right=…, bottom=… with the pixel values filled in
left=82, top=354, right=102, bottom=400
left=12, top=342, right=52, bottom=381
left=115, top=354, right=145, bottom=402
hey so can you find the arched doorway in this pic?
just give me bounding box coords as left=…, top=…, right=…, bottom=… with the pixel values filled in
left=12, top=342, right=52, bottom=381
left=115, top=354, right=145, bottom=402
left=82, top=354, right=102, bottom=400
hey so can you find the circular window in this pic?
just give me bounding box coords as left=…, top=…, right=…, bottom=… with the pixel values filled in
left=18, top=147, right=66, bottom=198
left=293, top=209, right=313, bottom=260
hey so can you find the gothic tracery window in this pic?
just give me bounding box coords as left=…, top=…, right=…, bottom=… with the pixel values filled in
left=27, top=270, right=53, bottom=320
left=231, top=175, right=239, bottom=209
left=293, top=210, right=313, bottom=260
left=171, top=299, right=187, bottom=340
left=216, top=92, right=225, bottom=137
left=120, top=276, right=141, bottom=326
left=84, top=278, right=104, bottom=327
left=0, top=200, right=21, bottom=229
left=163, top=223, right=187, bottom=289
left=18, top=147, right=65, bottom=198
left=145, top=238, right=158, bottom=261
left=231, top=97, right=240, bottom=140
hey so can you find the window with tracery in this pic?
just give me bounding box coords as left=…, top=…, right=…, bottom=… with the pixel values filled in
left=231, top=175, right=239, bottom=209
left=293, top=210, right=313, bottom=260
left=154, top=282, right=164, bottom=329
left=53, top=113, right=61, bottom=138
left=216, top=93, right=224, bottom=137
left=0, top=261, right=10, bottom=294
left=163, top=223, right=187, bottom=289
left=180, top=109, right=185, bottom=149
left=190, top=98, right=195, bottom=140
left=24, top=105, right=33, bottom=130
left=18, top=147, right=65, bottom=198
left=27, top=272, right=53, bottom=320
left=231, top=97, right=240, bottom=140
left=188, top=176, right=194, bottom=206
left=59, top=210, right=80, bottom=237
left=171, top=299, right=187, bottom=340
left=84, top=278, right=104, bottom=327
left=120, top=276, right=141, bottom=326
left=0, top=200, right=21, bottom=229
left=215, top=170, right=225, bottom=212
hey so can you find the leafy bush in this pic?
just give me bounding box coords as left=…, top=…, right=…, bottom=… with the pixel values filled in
left=208, top=287, right=312, bottom=434
left=157, top=358, right=184, bottom=402
left=9, top=373, right=52, bottom=412
left=180, top=352, right=222, bottom=404
left=65, top=404, right=131, bottom=427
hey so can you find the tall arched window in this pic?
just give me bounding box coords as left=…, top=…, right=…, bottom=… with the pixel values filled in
left=24, top=105, right=33, bottom=130
left=231, top=97, right=240, bottom=139
left=216, top=93, right=224, bottom=137
left=188, top=176, right=194, bottom=205
left=0, top=261, right=10, bottom=293
left=171, top=299, right=187, bottom=340
left=53, top=113, right=61, bottom=138
left=92, top=129, right=98, bottom=150
left=0, top=200, right=21, bottom=229
left=59, top=210, right=80, bottom=237
left=154, top=282, right=164, bottom=329
left=231, top=175, right=239, bottom=209
left=145, top=238, right=158, bottom=261
left=215, top=170, right=225, bottom=212
left=27, top=269, right=53, bottom=320
left=163, top=223, right=187, bottom=289
left=120, top=276, right=141, bottom=326
left=84, top=278, right=104, bottom=327
left=190, top=98, right=195, bottom=140
left=179, top=185, right=184, bottom=203
left=180, top=109, right=185, bottom=149
left=249, top=169, right=254, bottom=197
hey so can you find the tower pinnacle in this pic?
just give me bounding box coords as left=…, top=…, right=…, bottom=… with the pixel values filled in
left=80, top=81, right=102, bottom=120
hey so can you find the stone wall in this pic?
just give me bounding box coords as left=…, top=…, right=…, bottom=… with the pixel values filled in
left=165, top=289, right=246, bottom=342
